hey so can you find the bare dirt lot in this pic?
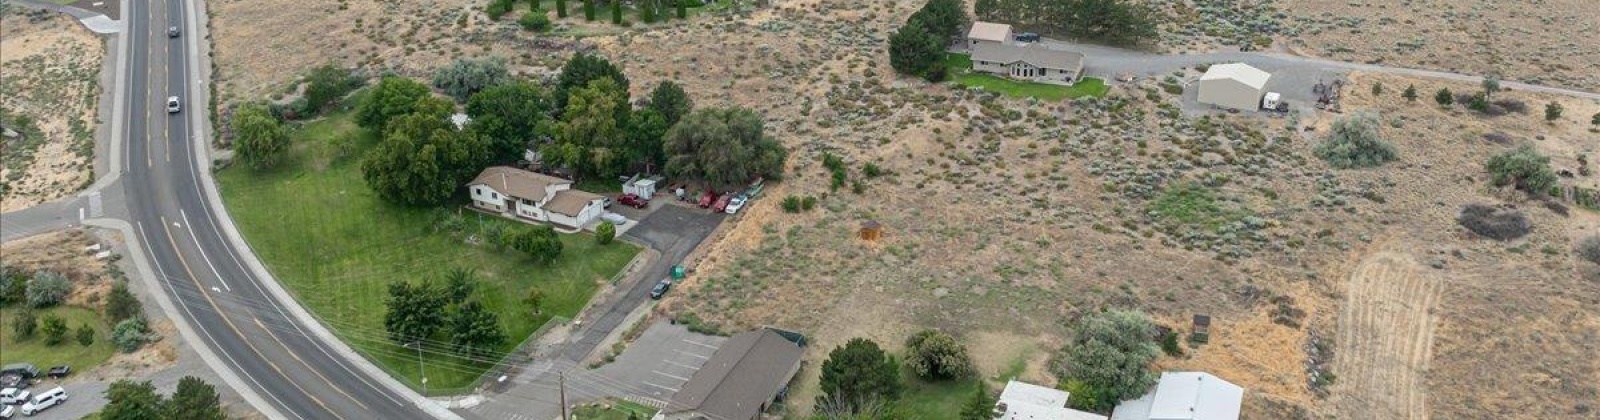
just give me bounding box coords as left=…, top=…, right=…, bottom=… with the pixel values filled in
left=205, top=0, right=1600, bottom=417
left=0, top=8, right=104, bottom=212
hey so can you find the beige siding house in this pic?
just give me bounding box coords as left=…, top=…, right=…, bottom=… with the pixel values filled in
left=971, top=42, right=1085, bottom=84
left=1196, top=63, right=1272, bottom=111
left=468, top=166, right=605, bottom=229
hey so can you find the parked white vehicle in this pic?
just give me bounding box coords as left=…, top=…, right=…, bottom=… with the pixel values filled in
left=0, top=388, right=29, bottom=405
left=19, top=387, right=65, bottom=416
left=724, top=195, right=747, bottom=214
left=2, top=404, right=16, bottom=419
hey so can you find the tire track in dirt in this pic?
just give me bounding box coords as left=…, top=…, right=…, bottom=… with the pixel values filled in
left=1333, top=251, right=1440, bottom=419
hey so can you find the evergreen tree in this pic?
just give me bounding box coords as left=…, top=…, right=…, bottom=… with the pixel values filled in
left=611, top=0, right=623, bottom=24
left=584, top=0, right=596, bottom=21
left=168, top=376, right=227, bottom=420
left=958, top=381, right=996, bottom=420
left=817, top=338, right=903, bottom=414
left=449, top=301, right=507, bottom=357
left=102, top=380, right=166, bottom=420
left=676, top=0, right=686, bottom=19
left=1434, top=88, right=1454, bottom=107
left=1402, top=85, right=1418, bottom=102
left=556, top=0, right=568, bottom=17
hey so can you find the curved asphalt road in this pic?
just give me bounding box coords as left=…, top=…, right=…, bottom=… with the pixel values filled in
left=114, top=1, right=433, bottom=418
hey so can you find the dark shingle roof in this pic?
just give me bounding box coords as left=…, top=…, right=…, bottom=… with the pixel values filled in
left=666, top=329, right=804, bottom=420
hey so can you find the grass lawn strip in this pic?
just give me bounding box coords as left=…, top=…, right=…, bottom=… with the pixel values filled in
left=0, top=306, right=114, bottom=371
left=573, top=400, right=659, bottom=420
left=216, top=103, right=639, bottom=391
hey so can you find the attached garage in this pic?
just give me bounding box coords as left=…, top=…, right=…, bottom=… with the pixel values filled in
left=1196, top=63, right=1271, bottom=111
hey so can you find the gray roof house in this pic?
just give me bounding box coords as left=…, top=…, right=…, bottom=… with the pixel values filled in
left=659, top=329, right=805, bottom=420
left=971, top=42, right=1086, bottom=85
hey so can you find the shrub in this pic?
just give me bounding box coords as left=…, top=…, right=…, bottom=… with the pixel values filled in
left=519, top=11, right=551, bottom=31
left=596, top=221, right=616, bottom=245
left=818, top=338, right=902, bottom=414
left=0, top=265, right=26, bottom=307
left=11, top=308, right=37, bottom=339
left=1592, top=112, right=1600, bottom=125
left=904, top=329, right=975, bottom=380
left=1486, top=145, right=1557, bottom=194
left=41, top=314, right=68, bottom=346
left=1434, top=88, right=1453, bottom=106
left=301, top=64, right=363, bottom=113
left=1494, top=99, right=1528, bottom=114
left=432, top=57, right=511, bottom=102
left=106, top=281, right=143, bottom=323
left=1545, top=101, right=1564, bottom=121
left=801, top=195, right=818, bottom=211
left=26, top=270, right=71, bottom=308
left=1578, top=235, right=1600, bottom=265
left=511, top=226, right=564, bottom=264
left=781, top=196, right=803, bottom=213
left=863, top=163, right=883, bottom=178
left=486, top=0, right=514, bottom=19
left=113, top=318, right=153, bottom=353
left=77, top=323, right=96, bottom=346
left=1314, top=113, right=1397, bottom=169
left=1457, top=204, right=1531, bottom=241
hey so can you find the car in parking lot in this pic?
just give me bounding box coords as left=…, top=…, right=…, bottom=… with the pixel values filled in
left=649, top=278, right=672, bottom=299
left=19, top=387, right=66, bottom=416
left=44, top=366, right=69, bottom=380
left=617, top=193, right=649, bottom=209
left=166, top=96, right=181, bottom=113
left=723, top=195, right=747, bottom=214
left=0, top=388, right=30, bottom=405
left=711, top=194, right=732, bottom=213
left=697, top=191, right=715, bottom=208
left=2, top=404, right=15, bottom=419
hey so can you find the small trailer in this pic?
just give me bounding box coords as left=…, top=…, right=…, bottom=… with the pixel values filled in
left=1262, top=92, right=1282, bottom=110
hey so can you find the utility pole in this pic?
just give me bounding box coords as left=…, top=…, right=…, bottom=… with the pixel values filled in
left=559, top=372, right=569, bottom=420
left=406, top=341, right=428, bottom=395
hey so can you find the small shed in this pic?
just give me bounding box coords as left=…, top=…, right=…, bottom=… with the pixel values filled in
left=1196, top=63, right=1272, bottom=111
left=1191, top=314, right=1211, bottom=344
left=623, top=174, right=661, bottom=200
left=859, top=220, right=883, bottom=241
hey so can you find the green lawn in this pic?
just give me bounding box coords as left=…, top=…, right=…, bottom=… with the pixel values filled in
left=573, top=400, right=659, bottom=420
left=0, top=306, right=114, bottom=372
left=896, top=374, right=982, bottom=420
left=216, top=104, right=639, bottom=393
left=944, top=53, right=1109, bottom=101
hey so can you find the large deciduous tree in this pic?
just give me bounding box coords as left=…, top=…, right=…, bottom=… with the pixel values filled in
left=302, top=64, right=362, bottom=113
left=554, top=52, right=629, bottom=114
left=362, top=96, right=488, bottom=206
left=449, top=300, right=506, bottom=357
left=232, top=104, right=290, bottom=170
left=357, top=76, right=434, bottom=131
left=467, top=81, right=551, bottom=164
left=904, top=329, right=975, bottom=380
left=433, top=57, right=512, bottom=102
left=817, top=338, right=903, bottom=414
left=1054, top=310, right=1161, bottom=411
left=546, top=77, right=630, bottom=179
left=384, top=280, right=448, bottom=345
left=663, top=107, right=786, bottom=191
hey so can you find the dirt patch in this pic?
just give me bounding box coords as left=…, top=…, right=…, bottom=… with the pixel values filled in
left=1328, top=250, right=1438, bottom=419
left=0, top=8, right=103, bottom=211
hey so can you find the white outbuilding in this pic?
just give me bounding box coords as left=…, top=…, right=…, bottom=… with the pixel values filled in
left=1196, top=63, right=1272, bottom=111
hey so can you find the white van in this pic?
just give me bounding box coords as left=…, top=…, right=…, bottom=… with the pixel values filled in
left=19, top=387, right=66, bottom=416
left=0, top=387, right=28, bottom=404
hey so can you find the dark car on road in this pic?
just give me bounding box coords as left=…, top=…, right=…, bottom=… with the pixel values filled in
left=1014, top=32, right=1040, bottom=42
left=617, top=193, right=649, bottom=209
left=45, top=366, right=69, bottom=379
left=168, top=26, right=180, bottom=37
left=649, top=278, right=672, bottom=299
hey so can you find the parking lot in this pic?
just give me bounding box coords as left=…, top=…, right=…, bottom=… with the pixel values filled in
left=593, top=320, right=728, bottom=406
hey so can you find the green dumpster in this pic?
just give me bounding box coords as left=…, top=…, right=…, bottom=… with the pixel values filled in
left=671, top=265, right=686, bottom=280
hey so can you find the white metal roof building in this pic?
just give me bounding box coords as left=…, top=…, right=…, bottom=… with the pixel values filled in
left=995, top=380, right=1109, bottom=420
left=1196, top=63, right=1272, bottom=111
left=1111, top=372, right=1244, bottom=420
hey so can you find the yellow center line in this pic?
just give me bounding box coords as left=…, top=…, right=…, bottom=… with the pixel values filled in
left=159, top=216, right=345, bottom=420
left=253, top=316, right=372, bottom=411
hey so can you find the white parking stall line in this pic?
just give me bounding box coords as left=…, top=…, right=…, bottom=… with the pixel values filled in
left=682, top=338, right=719, bottom=350
left=643, top=381, right=680, bottom=392
left=675, top=349, right=711, bottom=360
left=663, top=359, right=700, bottom=370
left=652, top=370, right=691, bottom=381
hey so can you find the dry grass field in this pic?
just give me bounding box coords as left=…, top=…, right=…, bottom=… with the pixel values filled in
left=0, top=9, right=103, bottom=212
left=203, top=0, right=1600, bottom=417
left=1278, top=0, right=1600, bottom=91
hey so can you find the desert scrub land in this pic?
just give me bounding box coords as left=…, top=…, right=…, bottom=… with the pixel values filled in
left=0, top=8, right=103, bottom=212
left=216, top=97, right=640, bottom=392
left=1277, top=0, right=1600, bottom=91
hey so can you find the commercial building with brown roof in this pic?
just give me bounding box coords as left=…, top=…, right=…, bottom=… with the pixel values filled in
left=660, top=328, right=805, bottom=420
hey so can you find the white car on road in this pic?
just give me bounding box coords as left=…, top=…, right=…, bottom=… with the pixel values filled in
left=166, top=96, right=181, bottom=113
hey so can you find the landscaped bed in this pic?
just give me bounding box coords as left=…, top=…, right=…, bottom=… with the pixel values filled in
left=944, top=53, right=1109, bottom=101
left=216, top=104, right=640, bottom=392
